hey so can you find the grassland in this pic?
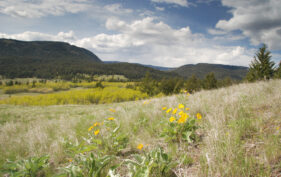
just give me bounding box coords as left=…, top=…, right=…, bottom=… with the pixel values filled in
left=0, top=81, right=146, bottom=106
left=0, top=87, right=148, bottom=105
left=0, top=79, right=280, bottom=176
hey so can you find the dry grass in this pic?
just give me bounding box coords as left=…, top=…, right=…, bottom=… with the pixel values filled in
left=0, top=79, right=280, bottom=176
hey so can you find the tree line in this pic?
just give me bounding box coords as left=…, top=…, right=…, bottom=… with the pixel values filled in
left=138, top=44, right=281, bottom=96
left=138, top=72, right=236, bottom=96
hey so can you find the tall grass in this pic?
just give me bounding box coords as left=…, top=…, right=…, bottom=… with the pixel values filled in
left=0, top=79, right=280, bottom=176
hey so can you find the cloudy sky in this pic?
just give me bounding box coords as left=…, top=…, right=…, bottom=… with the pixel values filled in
left=0, top=0, right=280, bottom=67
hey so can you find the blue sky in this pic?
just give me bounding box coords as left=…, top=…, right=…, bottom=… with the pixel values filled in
left=0, top=0, right=280, bottom=67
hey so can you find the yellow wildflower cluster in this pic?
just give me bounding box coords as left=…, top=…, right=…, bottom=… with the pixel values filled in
left=162, top=103, right=202, bottom=124
left=177, top=112, right=189, bottom=124
left=88, top=115, right=116, bottom=135
left=163, top=104, right=189, bottom=124
left=88, top=122, right=101, bottom=132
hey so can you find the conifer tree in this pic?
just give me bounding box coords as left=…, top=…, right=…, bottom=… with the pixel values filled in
left=203, top=72, right=217, bottom=89
left=184, top=74, right=201, bottom=93
left=139, top=72, right=159, bottom=96
left=246, top=44, right=275, bottom=81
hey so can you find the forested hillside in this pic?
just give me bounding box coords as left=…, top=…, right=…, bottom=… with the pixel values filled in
left=172, top=63, right=248, bottom=80
left=0, top=39, right=248, bottom=80
left=0, top=39, right=179, bottom=80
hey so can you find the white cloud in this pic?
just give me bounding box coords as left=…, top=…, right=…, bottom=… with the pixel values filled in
left=75, top=17, right=253, bottom=67
left=0, top=31, right=76, bottom=42
left=155, top=6, right=165, bottom=11
left=208, top=28, right=227, bottom=35
left=0, top=0, right=91, bottom=18
left=104, top=3, right=133, bottom=14
left=0, top=18, right=255, bottom=67
left=196, top=0, right=219, bottom=4
left=151, top=0, right=189, bottom=7
left=216, top=0, right=281, bottom=50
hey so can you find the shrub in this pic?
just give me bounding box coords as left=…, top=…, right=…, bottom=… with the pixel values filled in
left=3, top=155, right=49, bottom=177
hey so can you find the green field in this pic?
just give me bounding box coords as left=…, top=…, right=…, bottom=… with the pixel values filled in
left=0, top=79, right=280, bottom=176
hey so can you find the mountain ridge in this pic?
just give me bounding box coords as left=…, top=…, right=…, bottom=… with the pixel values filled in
left=0, top=38, right=248, bottom=80
left=171, top=63, right=248, bottom=80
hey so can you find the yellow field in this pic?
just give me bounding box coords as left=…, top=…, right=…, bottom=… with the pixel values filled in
left=0, top=86, right=147, bottom=105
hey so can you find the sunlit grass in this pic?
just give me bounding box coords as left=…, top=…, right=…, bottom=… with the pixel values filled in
left=0, top=79, right=280, bottom=176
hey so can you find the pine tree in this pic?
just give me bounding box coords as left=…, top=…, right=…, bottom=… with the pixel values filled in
left=246, top=44, right=275, bottom=81
left=203, top=72, right=217, bottom=89
left=159, top=78, right=183, bottom=95
left=184, top=74, right=201, bottom=93
left=139, top=72, right=159, bottom=96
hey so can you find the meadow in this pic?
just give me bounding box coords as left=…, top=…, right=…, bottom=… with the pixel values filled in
left=0, top=80, right=145, bottom=106
left=0, top=79, right=280, bottom=176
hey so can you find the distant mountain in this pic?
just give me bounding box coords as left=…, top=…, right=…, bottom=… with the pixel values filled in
left=104, top=61, right=174, bottom=71
left=141, top=64, right=175, bottom=71
left=0, top=39, right=248, bottom=80
left=171, top=63, right=248, bottom=80
left=0, top=38, right=102, bottom=62
left=0, top=39, right=179, bottom=80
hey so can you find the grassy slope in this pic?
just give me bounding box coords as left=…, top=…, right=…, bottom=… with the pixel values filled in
left=0, top=79, right=280, bottom=176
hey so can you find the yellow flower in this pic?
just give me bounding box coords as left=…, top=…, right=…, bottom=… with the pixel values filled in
left=178, top=104, right=184, bottom=109
left=177, top=113, right=188, bottom=124
left=172, top=108, right=178, bottom=114
left=68, top=158, right=73, bottom=162
left=166, top=108, right=172, bottom=113
left=93, top=122, right=100, bottom=127
left=108, top=117, right=115, bottom=121
left=277, top=126, right=280, bottom=130
left=88, top=126, right=94, bottom=131
left=169, top=117, right=176, bottom=122
left=109, top=108, right=116, bottom=112
left=162, top=106, right=167, bottom=110
left=94, top=129, right=100, bottom=135
left=197, top=113, right=202, bottom=120
left=182, top=113, right=189, bottom=120
left=185, top=107, right=190, bottom=111
left=137, top=144, right=144, bottom=150
left=177, top=117, right=186, bottom=124
left=143, top=101, right=149, bottom=105
left=179, top=111, right=184, bottom=116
